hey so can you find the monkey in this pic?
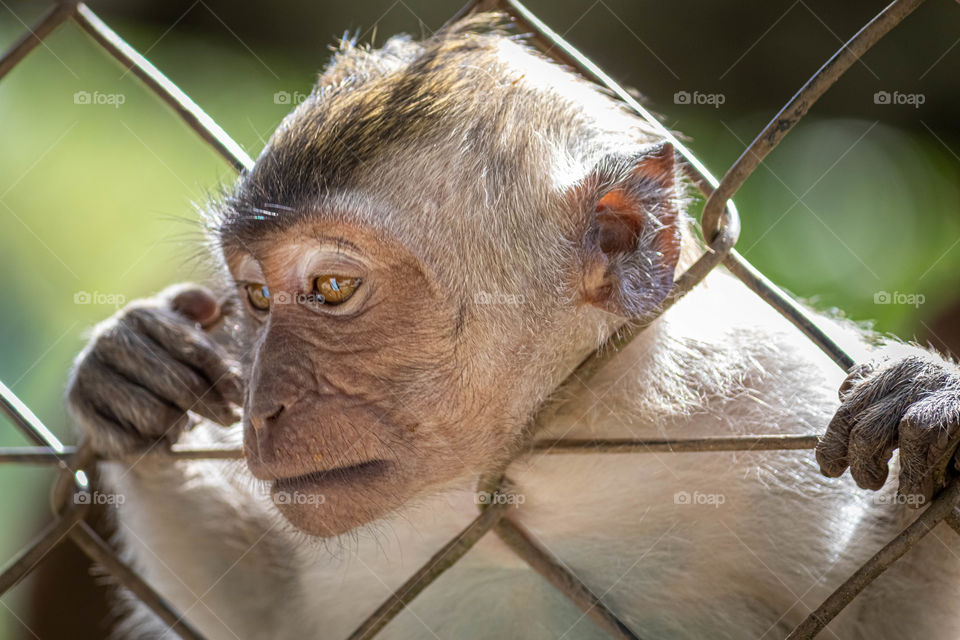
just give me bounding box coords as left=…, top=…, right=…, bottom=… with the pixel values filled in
left=65, top=13, right=960, bottom=640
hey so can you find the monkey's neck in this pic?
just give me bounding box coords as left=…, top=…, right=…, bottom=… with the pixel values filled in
left=536, top=269, right=848, bottom=443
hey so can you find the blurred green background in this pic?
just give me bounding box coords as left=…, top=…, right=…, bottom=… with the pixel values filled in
left=1, top=0, right=958, bottom=637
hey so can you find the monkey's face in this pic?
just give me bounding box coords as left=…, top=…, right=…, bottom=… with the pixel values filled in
left=225, top=221, right=493, bottom=537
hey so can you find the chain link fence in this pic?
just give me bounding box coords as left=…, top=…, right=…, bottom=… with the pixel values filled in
left=1, top=0, right=957, bottom=638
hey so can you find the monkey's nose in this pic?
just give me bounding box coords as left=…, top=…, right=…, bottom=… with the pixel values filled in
left=250, top=404, right=285, bottom=433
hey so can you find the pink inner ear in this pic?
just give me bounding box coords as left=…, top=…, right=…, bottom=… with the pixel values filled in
left=592, top=143, right=681, bottom=267
left=577, top=142, right=683, bottom=312
left=595, top=199, right=644, bottom=254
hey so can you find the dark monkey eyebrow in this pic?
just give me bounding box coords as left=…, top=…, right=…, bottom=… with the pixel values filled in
left=322, top=235, right=364, bottom=255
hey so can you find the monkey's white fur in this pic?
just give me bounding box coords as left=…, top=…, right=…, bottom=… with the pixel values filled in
left=101, top=269, right=960, bottom=639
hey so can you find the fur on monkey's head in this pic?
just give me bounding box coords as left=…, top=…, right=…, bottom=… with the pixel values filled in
left=211, top=13, right=690, bottom=537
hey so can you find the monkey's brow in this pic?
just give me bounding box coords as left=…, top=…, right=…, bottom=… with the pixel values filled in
left=313, top=233, right=364, bottom=255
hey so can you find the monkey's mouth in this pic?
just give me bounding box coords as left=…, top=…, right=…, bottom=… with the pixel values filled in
left=267, top=458, right=406, bottom=537
left=272, top=459, right=392, bottom=492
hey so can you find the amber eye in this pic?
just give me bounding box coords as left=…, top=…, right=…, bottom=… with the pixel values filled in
left=245, top=283, right=271, bottom=311
left=313, top=275, right=361, bottom=305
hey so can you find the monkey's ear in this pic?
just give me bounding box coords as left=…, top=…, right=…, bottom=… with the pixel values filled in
left=579, top=142, right=682, bottom=318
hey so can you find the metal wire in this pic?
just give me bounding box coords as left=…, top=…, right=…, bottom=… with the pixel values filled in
left=0, top=487, right=89, bottom=597
left=71, top=3, right=253, bottom=172
left=0, top=435, right=823, bottom=463
left=0, top=1, right=955, bottom=639
left=0, top=445, right=245, bottom=464
left=785, top=478, right=960, bottom=640
left=492, top=517, right=643, bottom=640
left=346, top=497, right=513, bottom=640
left=68, top=521, right=207, bottom=640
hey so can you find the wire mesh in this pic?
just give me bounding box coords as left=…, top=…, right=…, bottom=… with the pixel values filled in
left=0, top=1, right=955, bottom=639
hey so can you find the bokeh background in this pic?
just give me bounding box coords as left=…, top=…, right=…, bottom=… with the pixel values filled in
left=1, top=0, right=958, bottom=637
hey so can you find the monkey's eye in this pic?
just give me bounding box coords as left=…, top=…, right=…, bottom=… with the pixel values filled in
left=313, top=275, right=361, bottom=306
left=245, top=283, right=271, bottom=311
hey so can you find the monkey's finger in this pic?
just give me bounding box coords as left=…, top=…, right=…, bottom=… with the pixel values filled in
left=97, top=328, right=239, bottom=426
left=838, top=362, right=877, bottom=400
left=846, top=417, right=897, bottom=491
left=74, top=358, right=191, bottom=442
left=816, top=409, right=855, bottom=478
left=897, top=394, right=960, bottom=505
left=126, top=308, right=244, bottom=407
left=164, top=283, right=223, bottom=329
left=67, top=391, right=143, bottom=457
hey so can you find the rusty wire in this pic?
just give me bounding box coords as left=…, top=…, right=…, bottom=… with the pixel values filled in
left=0, top=0, right=956, bottom=639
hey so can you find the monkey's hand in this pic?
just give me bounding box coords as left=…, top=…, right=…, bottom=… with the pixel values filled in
left=66, top=284, right=244, bottom=458
left=816, top=350, right=960, bottom=505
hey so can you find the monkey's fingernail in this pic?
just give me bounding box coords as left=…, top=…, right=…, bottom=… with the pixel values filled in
left=815, top=447, right=847, bottom=477
left=817, top=456, right=849, bottom=477
left=219, top=374, right=245, bottom=406
left=172, top=288, right=221, bottom=327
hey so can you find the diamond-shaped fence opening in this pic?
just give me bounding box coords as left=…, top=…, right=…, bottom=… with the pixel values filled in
left=1, top=1, right=957, bottom=639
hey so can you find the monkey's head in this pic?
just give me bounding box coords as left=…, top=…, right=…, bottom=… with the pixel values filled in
left=213, top=15, right=685, bottom=537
